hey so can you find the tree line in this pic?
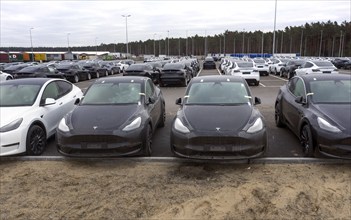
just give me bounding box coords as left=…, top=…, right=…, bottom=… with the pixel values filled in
left=2, top=20, right=350, bottom=57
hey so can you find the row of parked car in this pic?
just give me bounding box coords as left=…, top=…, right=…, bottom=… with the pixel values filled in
left=0, top=57, right=201, bottom=88
left=218, top=56, right=344, bottom=85
left=0, top=59, right=136, bottom=83
left=1, top=72, right=350, bottom=159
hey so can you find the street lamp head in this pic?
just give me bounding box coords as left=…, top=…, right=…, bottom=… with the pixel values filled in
left=122, top=14, right=131, bottom=17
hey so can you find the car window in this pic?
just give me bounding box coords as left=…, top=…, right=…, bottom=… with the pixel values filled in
left=0, top=84, right=41, bottom=106
left=288, top=78, right=297, bottom=93
left=82, top=82, right=141, bottom=105
left=41, top=82, right=59, bottom=101
left=56, top=81, right=73, bottom=98
left=310, top=79, right=351, bottom=103
left=293, top=78, right=306, bottom=98
left=186, top=82, right=250, bottom=105
left=145, top=79, right=155, bottom=98
left=304, top=62, right=313, bottom=68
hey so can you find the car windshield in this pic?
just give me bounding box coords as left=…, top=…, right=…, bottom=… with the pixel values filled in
left=126, top=64, right=147, bottom=71
left=81, top=82, right=141, bottom=105
left=56, top=64, right=72, bottom=69
left=163, top=63, right=184, bottom=70
left=185, top=81, right=250, bottom=105
left=237, top=62, right=253, bottom=68
left=314, top=61, right=334, bottom=67
left=253, top=59, right=265, bottom=63
left=309, top=80, right=351, bottom=103
left=19, top=66, right=40, bottom=72
left=0, top=84, right=41, bottom=106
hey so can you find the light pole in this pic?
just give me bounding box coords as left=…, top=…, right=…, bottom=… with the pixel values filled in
left=153, top=33, right=156, bottom=56
left=272, top=0, right=277, bottom=57
left=29, top=27, right=34, bottom=62
left=95, top=37, right=98, bottom=55
left=300, top=29, right=304, bottom=56
left=242, top=29, right=245, bottom=54
left=319, top=30, right=323, bottom=57
left=223, top=33, right=226, bottom=56
left=67, top=33, right=70, bottom=52
left=167, top=30, right=170, bottom=56
left=122, top=14, right=131, bottom=58
left=159, top=35, right=162, bottom=55
left=261, top=32, right=264, bottom=57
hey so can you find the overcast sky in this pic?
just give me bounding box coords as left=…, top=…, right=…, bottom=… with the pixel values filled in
left=1, top=0, right=350, bottom=48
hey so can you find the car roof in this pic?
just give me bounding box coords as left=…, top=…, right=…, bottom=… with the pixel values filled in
left=0, top=77, right=55, bottom=86
left=190, top=75, right=246, bottom=83
left=94, top=76, right=149, bottom=83
left=299, top=74, right=351, bottom=82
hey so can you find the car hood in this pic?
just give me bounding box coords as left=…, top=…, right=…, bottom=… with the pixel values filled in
left=315, top=104, right=351, bottom=131
left=0, top=106, right=32, bottom=127
left=182, top=105, right=252, bottom=132
left=69, top=105, right=139, bottom=133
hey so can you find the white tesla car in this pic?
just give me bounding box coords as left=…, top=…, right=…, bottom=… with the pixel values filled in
left=229, top=61, right=260, bottom=86
left=0, top=71, right=13, bottom=81
left=0, top=78, right=83, bottom=156
left=295, top=60, right=339, bottom=76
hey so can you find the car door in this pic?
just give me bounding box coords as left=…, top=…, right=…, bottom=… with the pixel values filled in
left=282, top=77, right=307, bottom=134
left=145, top=79, right=160, bottom=128
left=40, top=81, right=62, bottom=136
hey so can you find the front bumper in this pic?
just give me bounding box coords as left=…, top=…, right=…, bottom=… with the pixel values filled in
left=56, top=127, right=145, bottom=157
left=170, top=128, right=267, bottom=160
left=314, top=130, right=351, bottom=159
left=0, top=128, right=27, bottom=156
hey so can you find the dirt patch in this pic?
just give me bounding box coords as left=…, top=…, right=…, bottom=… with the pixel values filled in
left=1, top=161, right=350, bottom=219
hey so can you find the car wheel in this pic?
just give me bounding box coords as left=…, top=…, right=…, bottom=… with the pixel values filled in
left=111, top=70, right=114, bottom=75
left=182, top=76, right=188, bottom=87
left=300, top=124, right=314, bottom=157
left=87, top=73, right=92, bottom=80
left=6, top=76, right=12, bottom=80
left=143, top=124, right=152, bottom=156
left=158, top=105, right=166, bottom=128
left=279, top=70, right=284, bottom=77
left=275, top=103, right=285, bottom=127
left=96, top=72, right=100, bottom=78
left=26, top=125, right=46, bottom=155
left=255, top=81, right=260, bottom=86
left=73, top=74, right=79, bottom=83
left=105, top=70, right=108, bottom=76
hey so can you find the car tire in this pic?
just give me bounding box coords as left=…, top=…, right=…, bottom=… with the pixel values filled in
left=96, top=72, right=100, bottom=78
left=300, top=124, right=314, bottom=157
left=182, top=77, right=188, bottom=87
left=275, top=103, right=285, bottom=127
left=158, top=105, right=166, bottom=128
left=111, top=70, right=114, bottom=75
left=105, top=70, right=108, bottom=76
left=255, top=81, right=260, bottom=86
left=73, top=74, right=79, bottom=83
left=6, top=76, right=12, bottom=80
left=87, top=73, right=91, bottom=80
left=279, top=70, right=284, bottom=77
left=143, top=124, right=152, bottom=156
left=26, top=125, right=46, bottom=155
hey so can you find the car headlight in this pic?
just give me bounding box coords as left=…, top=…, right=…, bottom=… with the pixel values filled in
left=317, top=117, right=341, bottom=133
left=174, top=118, right=190, bottom=133
left=58, top=118, right=70, bottom=132
left=246, top=117, right=263, bottom=133
left=122, top=117, right=141, bottom=131
left=0, top=118, right=23, bottom=132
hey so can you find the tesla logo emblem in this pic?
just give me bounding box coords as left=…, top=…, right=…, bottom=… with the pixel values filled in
left=216, top=127, right=220, bottom=131
left=93, top=126, right=98, bottom=130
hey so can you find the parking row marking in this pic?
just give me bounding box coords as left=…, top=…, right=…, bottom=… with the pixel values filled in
left=269, top=74, right=288, bottom=82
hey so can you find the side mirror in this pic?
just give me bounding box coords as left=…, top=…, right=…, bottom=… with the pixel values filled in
left=43, top=98, right=56, bottom=106
left=74, top=98, right=80, bottom=105
left=175, top=97, right=182, bottom=105
left=254, top=97, right=261, bottom=105
left=295, top=96, right=306, bottom=104
left=147, top=97, right=156, bottom=104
